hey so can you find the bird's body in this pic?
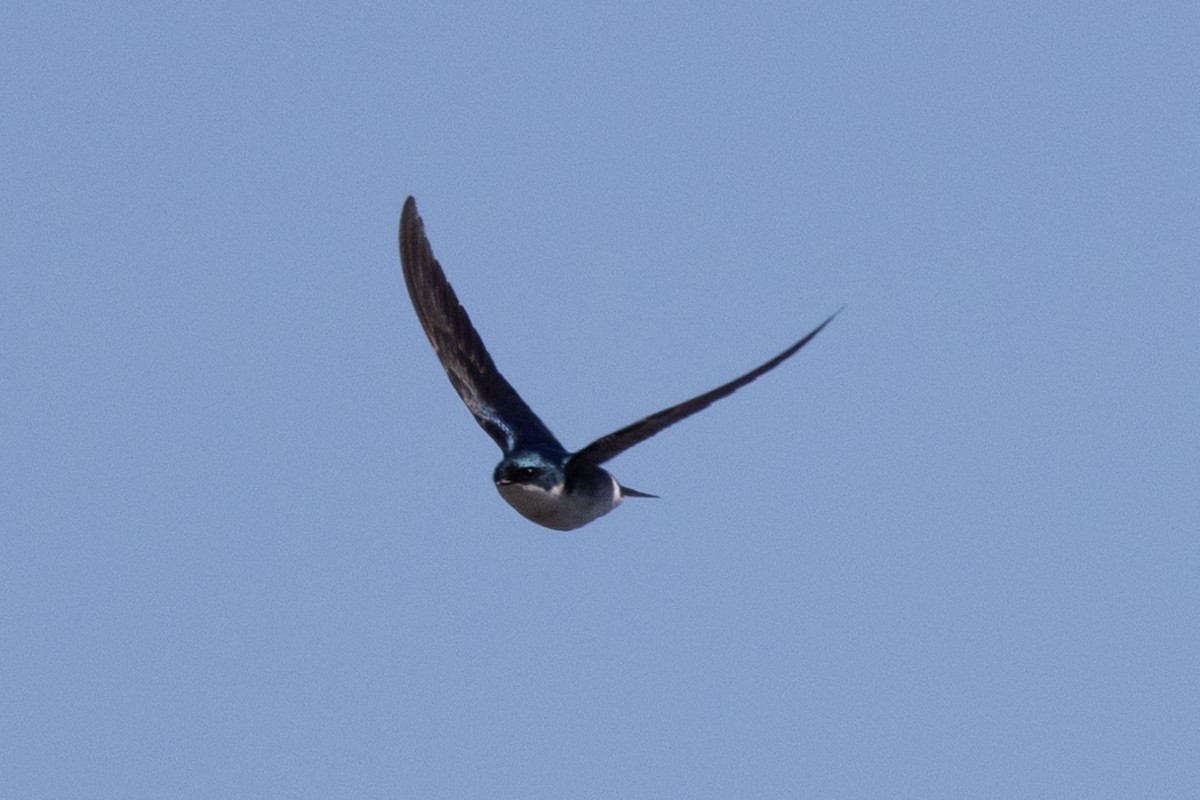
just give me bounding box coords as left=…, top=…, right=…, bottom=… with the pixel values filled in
left=495, top=455, right=623, bottom=531
left=399, top=196, right=836, bottom=530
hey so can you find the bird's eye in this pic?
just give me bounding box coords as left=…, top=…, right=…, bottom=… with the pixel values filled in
left=519, top=467, right=538, bottom=478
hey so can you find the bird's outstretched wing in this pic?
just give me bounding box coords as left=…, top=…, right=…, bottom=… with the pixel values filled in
left=399, top=197, right=565, bottom=455
left=569, top=310, right=839, bottom=470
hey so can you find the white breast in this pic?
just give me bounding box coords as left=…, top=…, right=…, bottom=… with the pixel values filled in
left=496, top=476, right=623, bottom=531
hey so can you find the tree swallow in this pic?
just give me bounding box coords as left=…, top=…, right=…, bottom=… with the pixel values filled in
left=399, top=196, right=837, bottom=530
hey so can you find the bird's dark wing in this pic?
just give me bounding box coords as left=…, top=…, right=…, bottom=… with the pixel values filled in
left=399, top=197, right=565, bottom=455
left=569, top=310, right=839, bottom=470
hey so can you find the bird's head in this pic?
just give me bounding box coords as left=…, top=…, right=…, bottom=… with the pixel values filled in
left=493, top=451, right=566, bottom=492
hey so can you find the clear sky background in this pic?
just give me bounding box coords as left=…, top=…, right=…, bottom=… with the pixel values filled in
left=3, top=3, right=1197, bottom=798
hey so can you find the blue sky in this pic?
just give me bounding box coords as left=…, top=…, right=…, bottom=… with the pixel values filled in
left=3, top=2, right=1197, bottom=797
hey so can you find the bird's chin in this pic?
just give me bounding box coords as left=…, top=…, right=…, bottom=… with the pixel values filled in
left=495, top=480, right=556, bottom=506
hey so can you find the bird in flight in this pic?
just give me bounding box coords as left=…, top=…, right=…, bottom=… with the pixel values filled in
left=399, top=197, right=837, bottom=530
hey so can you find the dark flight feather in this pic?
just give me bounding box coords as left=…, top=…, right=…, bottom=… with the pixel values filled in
left=399, top=197, right=565, bottom=455
left=568, top=311, right=839, bottom=472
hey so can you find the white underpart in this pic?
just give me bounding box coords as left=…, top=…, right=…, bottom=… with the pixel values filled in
left=496, top=475, right=623, bottom=531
